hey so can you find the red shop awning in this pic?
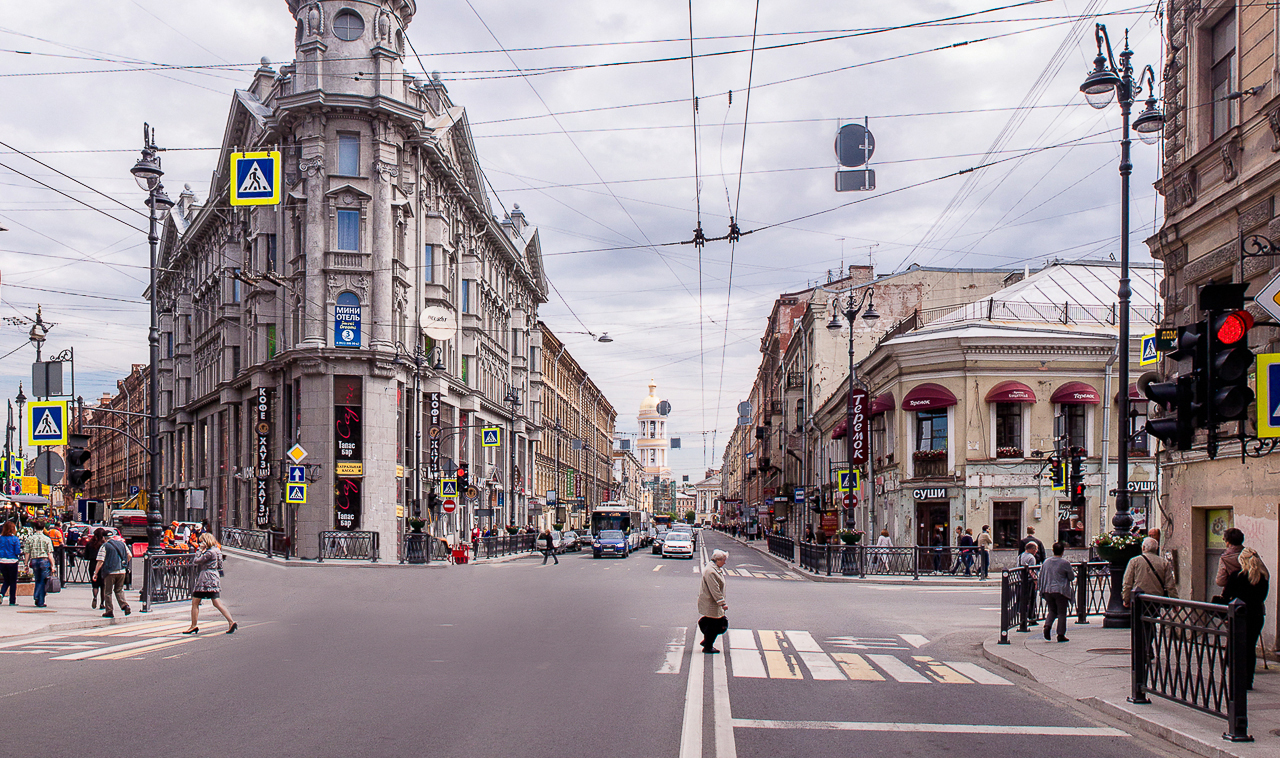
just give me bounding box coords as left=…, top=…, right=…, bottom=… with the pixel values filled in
left=1115, top=382, right=1147, bottom=403
left=870, top=392, right=895, bottom=415
left=902, top=383, right=958, bottom=410
left=1050, top=381, right=1100, bottom=404
left=832, top=418, right=847, bottom=439
left=985, top=380, right=1037, bottom=404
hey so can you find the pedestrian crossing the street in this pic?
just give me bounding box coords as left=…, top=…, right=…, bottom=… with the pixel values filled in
left=656, top=627, right=1014, bottom=685
left=0, top=620, right=209, bottom=661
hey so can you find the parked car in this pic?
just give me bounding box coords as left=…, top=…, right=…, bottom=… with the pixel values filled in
left=592, top=529, right=629, bottom=559
left=662, top=532, right=695, bottom=559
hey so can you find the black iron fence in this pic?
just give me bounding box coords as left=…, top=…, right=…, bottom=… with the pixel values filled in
left=54, top=545, right=133, bottom=588
left=476, top=534, right=537, bottom=558
left=220, top=527, right=289, bottom=558
left=1130, top=593, right=1252, bottom=742
left=317, top=531, right=380, bottom=562
left=796, top=544, right=991, bottom=579
left=141, top=553, right=195, bottom=612
left=401, top=533, right=442, bottom=564
left=998, top=562, right=1111, bottom=643
left=766, top=533, right=794, bottom=562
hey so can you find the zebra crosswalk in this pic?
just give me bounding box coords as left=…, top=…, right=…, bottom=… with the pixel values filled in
left=0, top=620, right=207, bottom=661
left=657, top=627, right=1013, bottom=685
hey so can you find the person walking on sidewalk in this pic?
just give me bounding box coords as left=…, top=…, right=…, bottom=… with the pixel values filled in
left=539, top=529, right=559, bottom=565
left=951, top=528, right=975, bottom=576
left=1039, top=542, right=1074, bottom=642
left=82, top=528, right=108, bottom=609
left=1220, top=548, right=1269, bottom=690
left=697, top=549, right=729, bottom=653
left=1215, top=527, right=1244, bottom=590
left=1122, top=538, right=1175, bottom=607
left=25, top=521, right=55, bottom=608
left=874, top=529, right=893, bottom=574
left=185, top=533, right=236, bottom=635
left=976, top=525, right=992, bottom=579
left=0, top=521, right=20, bottom=606
left=1019, top=527, right=1045, bottom=565
left=94, top=535, right=132, bottom=618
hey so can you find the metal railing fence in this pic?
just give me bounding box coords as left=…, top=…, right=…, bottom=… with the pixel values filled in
left=401, top=534, right=436, bottom=564
left=141, top=553, right=195, bottom=612
left=317, top=531, right=380, bottom=562
left=54, top=545, right=133, bottom=588
left=475, top=534, right=537, bottom=558
left=1130, top=593, right=1252, bottom=742
left=220, top=527, right=291, bottom=559
left=998, top=562, right=1111, bottom=643
left=766, top=533, right=794, bottom=562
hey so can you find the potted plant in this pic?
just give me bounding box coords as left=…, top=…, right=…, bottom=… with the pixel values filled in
left=996, top=446, right=1023, bottom=459
left=836, top=529, right=864, bottom=545
left=913, top=448, right=946, bottom=461
left=406, top=517, right=426, bottom=533
left=505, top=525, right=519, bottom=536
left=1091, top=532, right=1142, bottom=562
left=552, top=523, right=565, bottom=531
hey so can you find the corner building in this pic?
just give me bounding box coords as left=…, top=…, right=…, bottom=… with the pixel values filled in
left=153, top=0, right=548, bottom=557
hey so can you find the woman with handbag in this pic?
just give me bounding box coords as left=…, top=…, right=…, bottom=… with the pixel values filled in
left=0, top=521, right=21, bottom=605
left=82, top=529, right=108, bottom=609
left=183, top=533, right=237, bottom=635
left=1221, top=548, right=1270, bottom=690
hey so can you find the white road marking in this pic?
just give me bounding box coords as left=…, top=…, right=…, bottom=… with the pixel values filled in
left=731, top=719, right=1125, bottom=736
left=652, top=565, right=663, bottom=572
left=711, top=647, right=737, bottom=758
left=678, top=640, right=704, bottom=758
left=656, top=627, right=687, bottom=674
left=868, top=654, right=929, bottom=683
left=945, top=661, right=1013, bottom=685
left=825, top=636, right=906, bottom=650
left=899, top=634, right=929, bottom=648
left=727, top=629, right=767, bottom=678
left=0, top=635, right=61, bottom=650
left=51, top=638, right=172, bottom=661
left=785, top=631, right=845, bottom=680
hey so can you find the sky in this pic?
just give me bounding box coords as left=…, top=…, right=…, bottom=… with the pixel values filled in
left=0, top=0, right=1167, bottom=482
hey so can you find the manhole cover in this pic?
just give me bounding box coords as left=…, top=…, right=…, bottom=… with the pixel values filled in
left=17, top=609, right=57, bottom=614
left=1086, top=647, right=1129, bottom=655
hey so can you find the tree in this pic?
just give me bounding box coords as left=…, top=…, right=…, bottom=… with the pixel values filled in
left=684, top=510, right=695, bottom=523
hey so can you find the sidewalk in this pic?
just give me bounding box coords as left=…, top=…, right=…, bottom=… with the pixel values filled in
left=0, top=583, right=184, bottom=640
left=717, top=531, right=1000, bottom=586
left=984, top=622, right=1278, bottom=757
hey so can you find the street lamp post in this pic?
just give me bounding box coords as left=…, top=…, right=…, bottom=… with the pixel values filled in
left=1078, top=24, right=1164, bottom=628
left=131, top=123, right=175, bottom=555
left=16, top=384, right=27, bottom=465
left=504, top=387, right=522, bottom=527
left=828, top=288, right=878, bottom=537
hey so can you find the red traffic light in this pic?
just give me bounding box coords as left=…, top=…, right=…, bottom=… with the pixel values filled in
left=1215, top=310, right=1254, bottom=345
left=457, top=466, right=468, bottom=478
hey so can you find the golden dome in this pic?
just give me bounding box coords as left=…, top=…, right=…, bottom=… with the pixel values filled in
left=639, top=379, right=660, bottom=412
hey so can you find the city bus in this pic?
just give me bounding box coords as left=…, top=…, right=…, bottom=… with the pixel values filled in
left=592, top=502, right=646, bottom=550
left=651, top=513, right=673, bottom=542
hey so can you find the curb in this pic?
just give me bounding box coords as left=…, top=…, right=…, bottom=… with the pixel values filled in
left=1079, top=697, right=1246, bottom=758
left=0, top=608, right=186, bottom=641
left=981, top=636, right=1037, bottom=681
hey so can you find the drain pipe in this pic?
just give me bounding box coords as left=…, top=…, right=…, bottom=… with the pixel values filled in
left=1098, top=346, right=1118, bottom=543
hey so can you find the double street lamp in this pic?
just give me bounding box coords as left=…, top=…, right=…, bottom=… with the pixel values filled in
left=1078, top=24, right=1164, bottom=628
left=130, top=123, right=175, bottom=556
left=827, top=288, right=878, bottom=535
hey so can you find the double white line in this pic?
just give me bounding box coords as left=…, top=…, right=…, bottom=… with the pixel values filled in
left=678, top=638, right=736, bottom=758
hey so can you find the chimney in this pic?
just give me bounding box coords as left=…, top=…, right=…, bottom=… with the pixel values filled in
left=509, top=204, right=527, bottom=235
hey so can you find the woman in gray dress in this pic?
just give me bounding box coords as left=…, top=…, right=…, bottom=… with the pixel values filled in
left=183, top=533, right=237, bottom=635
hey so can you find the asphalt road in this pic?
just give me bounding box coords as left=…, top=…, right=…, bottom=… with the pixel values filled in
left=0, top=530, right=1182, bottom=758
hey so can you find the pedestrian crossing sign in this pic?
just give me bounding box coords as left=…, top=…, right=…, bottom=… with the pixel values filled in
left=1256, top=353, right=1280, bottom=438
left=1139, top=333, right=1159, bottom=366
left=482, top=427, right=501, bottom=447
left=229, top=151, right=281, bottom=206
left=286, top=482, right=307, bottom=504
left=837, top=469, right=858, bottom=492
left=27, top=400, right=67, bottom=447
left=440, top=478, right=458, bottom=497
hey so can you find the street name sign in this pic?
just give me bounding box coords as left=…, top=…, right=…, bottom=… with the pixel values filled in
left=229, top=151, right=282, bottom=206
left=286, top=482, right=307, bottom=505
left=482, top=427, right=501, bottom=447
left=1257, top=353, right=1280, bottom=438
left=27, top=400, right=67, bottom=447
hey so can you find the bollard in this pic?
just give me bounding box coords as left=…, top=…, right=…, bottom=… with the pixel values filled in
left=999, top=570, right=1012, bottom=644
left=1224, top=599, right=1253, bottom=742
left=1075, top=562, right=1090, bottom=624
left=1128, top=590, right=1149, bottom=704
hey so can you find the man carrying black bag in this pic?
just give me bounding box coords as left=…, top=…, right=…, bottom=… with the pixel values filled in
left=697, top=549, right=730, bottom=653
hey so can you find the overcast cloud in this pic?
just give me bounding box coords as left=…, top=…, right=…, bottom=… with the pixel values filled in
left=0, top=0, right=1165, bottom=481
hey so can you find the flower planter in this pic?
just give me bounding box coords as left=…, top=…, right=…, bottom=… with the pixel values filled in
left=1094, top=543, right=1142, bottom=564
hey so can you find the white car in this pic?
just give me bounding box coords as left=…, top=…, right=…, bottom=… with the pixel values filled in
left=662, top=532, right=695, bottom=559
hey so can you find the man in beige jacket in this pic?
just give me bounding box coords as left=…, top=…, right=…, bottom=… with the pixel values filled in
left=697, top=549, right=729, bottom=653
left=1123, top=538, right=1176, bottom=606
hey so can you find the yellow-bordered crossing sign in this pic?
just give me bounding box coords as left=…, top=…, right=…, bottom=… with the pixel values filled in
left=27, top=400, right=68, bottom=447
left=230, top=151, right=281, bottom=206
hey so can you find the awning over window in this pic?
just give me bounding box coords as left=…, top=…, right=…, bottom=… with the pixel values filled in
left=985, top=380, right=1037, bottom=404
left=831, top=418, right=847, bottom=439
left=870, top=392, right=895, bottom=415
left=1051, top=381, right=1100, bottom=404
left=1116, top=383, right=1147, bottom=403
left=902, top=383, right=958, bottom=410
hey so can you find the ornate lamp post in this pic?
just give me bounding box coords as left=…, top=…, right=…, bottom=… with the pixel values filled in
left=1078, top=24, right=1164, bottom=628
left=130, top=123, right=175, bottom=555
left=504, top=387, right=522, bottom=527
left=827, top=288, right=878, bottom=536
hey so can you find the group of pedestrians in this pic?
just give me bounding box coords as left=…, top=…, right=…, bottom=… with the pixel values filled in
left=0, top=520, right=59, bottom=607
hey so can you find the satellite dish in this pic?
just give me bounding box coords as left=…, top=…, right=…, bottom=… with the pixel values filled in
left=657, top=400, right=672, bottom=416
left=419, top=306, right=457, bottom=341
left=835, top=123, right=875, bottom=168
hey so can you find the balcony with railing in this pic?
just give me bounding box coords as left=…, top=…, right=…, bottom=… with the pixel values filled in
left=785, top=371, right=804, bottom=390
left=912, top=449, right=948, bottom=478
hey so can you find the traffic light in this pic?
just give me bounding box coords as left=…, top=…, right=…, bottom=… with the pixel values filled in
left=457, top=464, right=469, bottom=493
left=65, top=432, right=92, bottom=490
left=1048, top=456, right=1065, bottom=491
left=1207, top=309, right=1255, bottom=424
left=1069, top=446, right=1084, bottom=483
left=1143, top=374, right=1197, bottom=450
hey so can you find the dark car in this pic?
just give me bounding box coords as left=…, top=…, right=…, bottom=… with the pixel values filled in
left=593, top=529, right=629, bottom=559
left=560, top=531, right=583, bottom=552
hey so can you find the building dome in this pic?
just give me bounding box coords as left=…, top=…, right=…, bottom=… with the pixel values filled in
left=639, top=379, right=660, bottom=413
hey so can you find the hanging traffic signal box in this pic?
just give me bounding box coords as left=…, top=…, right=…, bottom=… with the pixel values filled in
left=65, top=432, right=92, bottom=490
left=1207, top=309, right=1255, bottom=425
left=1048, top=456, right=1065, bottom=491
left=1069, top=447, right=1085, bottom=511
left=457, top=464, right=469, bottom=494
left=1142, top=322, right=1204, bottom=450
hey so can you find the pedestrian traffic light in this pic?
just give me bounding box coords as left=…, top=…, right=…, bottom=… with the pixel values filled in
left=1071, top=481, right=1086, bottom=512
left=457, top=464, right=469, bottom=493
left=65, top=432, right=92, bottom=490
left=1048, top=456, right=1065, bottom=490
left=1207, top=309, right=1255, bottom=424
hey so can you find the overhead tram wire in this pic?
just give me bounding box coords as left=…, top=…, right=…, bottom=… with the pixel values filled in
left=687, top=0, right=709, bottom=472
